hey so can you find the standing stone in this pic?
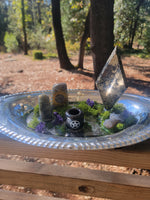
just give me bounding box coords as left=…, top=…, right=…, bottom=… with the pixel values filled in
left=96, top=47, right=127, bottom=110
left=52, top=83, right=68, bottom=107
left=38, top=94, right=52, bottom=121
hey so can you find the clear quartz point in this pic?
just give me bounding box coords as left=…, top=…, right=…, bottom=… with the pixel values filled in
left=96, top=47, right=127, bottom=110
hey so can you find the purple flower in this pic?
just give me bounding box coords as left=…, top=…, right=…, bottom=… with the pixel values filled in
left=86, top=98, right=94, bottom=107
left=53, top=112, right=63, bottom=125
left=35, top=122, right=46, bottom=133
left=53, top=112, right=58, bottom=116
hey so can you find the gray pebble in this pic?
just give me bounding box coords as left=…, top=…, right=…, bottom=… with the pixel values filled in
left=103, top=113, right=124, bottom=129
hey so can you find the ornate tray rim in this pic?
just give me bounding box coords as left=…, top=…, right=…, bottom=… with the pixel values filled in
left=0, top=90, right=150, bottom=150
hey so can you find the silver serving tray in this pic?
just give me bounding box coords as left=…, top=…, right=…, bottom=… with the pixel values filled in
left=0, top=90, right=150, bottom=150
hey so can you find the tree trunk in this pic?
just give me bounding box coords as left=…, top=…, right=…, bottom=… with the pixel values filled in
left=128, top=18, right=134, bottom=48
left=21, top=0, right=28, bottom=55
left=90, top=0, right=114, bottom=88
left=29, top=0, right=34, bottom=26
left=51, top=0, right=74, bottom=70
left=37, top=0, right=41, bottom=24
left=78, top=9, right=90, bottom=69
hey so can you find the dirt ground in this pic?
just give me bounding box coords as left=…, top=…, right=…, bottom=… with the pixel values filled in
left=0, top=53, right=150, bottom=199
left=0, top=53, right=150, bottom=97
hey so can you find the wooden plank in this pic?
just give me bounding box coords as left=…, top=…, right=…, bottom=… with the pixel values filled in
left=0, top=159, right=150, bottom=200
left=0, top=189, right=67, bottom=200
left=0, top=134, right=150, bottom=169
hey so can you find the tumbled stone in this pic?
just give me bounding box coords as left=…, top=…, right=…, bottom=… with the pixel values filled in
left=103, top=119, right=115, bottom=129
left=96, top=47, right=127, bottom=110
left=103, top=113, right=123, bottom=129
left=38, top=94, right=52, bottom=121
left=52, top=83, right=68, bottom=107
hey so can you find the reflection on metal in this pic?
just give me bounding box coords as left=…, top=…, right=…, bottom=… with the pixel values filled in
left=119, top=98, right=148, bottom=124
left=0, top=90, right=150, bottom=150
left=96, top=47, right=127, bottom=110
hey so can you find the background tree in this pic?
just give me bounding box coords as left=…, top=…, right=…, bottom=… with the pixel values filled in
left=6, top=0, right=31, bottom=52
left=143, top=22, right=150, bottom=53
left=61, top=0, right=89, bottom=43
left=37, top=0, right=42, bottom=24
left=128, top=0, right=145, bottom=49
left=21, top=0, right=28, bottom=55
left=114, top=0, right=150, bottom=49
left=0, top=0, right=9, bottom=47
left=90, top=0, right=114, bottom=87
left=78, top=9, right=90, bottom=69
left=52, top=0, right=74, bottom=70
left=1, top=0, right=150, bottom=63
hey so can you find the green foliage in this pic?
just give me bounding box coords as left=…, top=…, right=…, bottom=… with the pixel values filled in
left=101, top=111, right=110, bottom=120
left=114, top=0, right=136, bottom=47
left=65, top=40, right=80, bottom=54
left=143, top=25, right=150, bottom=53
left=54, top=105, right=72, bottom=118
left=45, top=52, right=58, bottom=58
left=116, top=123, right=124, bottom=131
left=46, top=121, right=53, bottom=129
left=102, top=122, right=125, bottom=133
left=77, top=101, right=99, bottom=117
left=77, top=101, right=92, bottom=115
left=77, top=101, right=104, bottom=118
left=5, top=0, right=52, bottom=52
left=93, top=102, right=104, bottom=114
left=2, top=0, right=150, bottom=55
left=61, top=0, right=90, bottom=43
left=84, top=37, right=91, bottom=55
left=55, top=124, right=66, bottom=136
left=120, top=48, right=150, bottom=58
left=100, top=103, right=137, bottom=134
left=44, top=33, right=57, bottom=55
left=84, top=121, right=92, bottom=132
left=33, top=104, right=39, bottom=117
left=100, top=121, right=113, bottom=135
left=28, top=26, right=46, bottom=49
left=124, top=115, right=137, bottom=127
left=7, top=0, right=30, bottom=51
left=114, top=0, right=150, bottom=48
left=27, top=98, right=138, bottom=137
left=0, top=1, right=9, bottom=46
left=33, top=50, right=43, bottom=60
left=28, top=117, right=39, bottom=129
left=111, top=103, right=126, bottom=114
left=4, top=32, right=18, bottom=53
left=137, top=53, right=150, bottom=59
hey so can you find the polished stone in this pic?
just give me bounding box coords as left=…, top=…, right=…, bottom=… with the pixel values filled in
left=52, top=83, right=68, bottom=107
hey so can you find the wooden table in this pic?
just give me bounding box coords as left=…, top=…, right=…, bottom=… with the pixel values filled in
left=0, top=133, right=150, bottom=200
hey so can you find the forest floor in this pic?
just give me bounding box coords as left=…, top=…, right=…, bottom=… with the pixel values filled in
left=0, top=53, right=150, bottom=199
left=0, top=53, right=150, bottom=97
